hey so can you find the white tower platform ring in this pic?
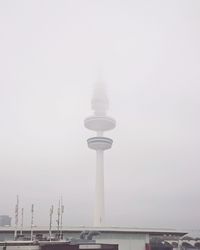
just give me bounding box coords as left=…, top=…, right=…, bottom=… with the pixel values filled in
left=84, top=116, right=116, bottom=131
left=87, top=137, right=113, bottom=150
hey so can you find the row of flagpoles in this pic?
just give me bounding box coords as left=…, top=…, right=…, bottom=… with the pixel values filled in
left=14, top=195, right=64, bottom=241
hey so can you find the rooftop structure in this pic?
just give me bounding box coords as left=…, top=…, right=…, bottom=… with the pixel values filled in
left=0, top=226, right=186, bottom=237
left=0, top=226, right=187, bottom=250
left=0, top=216, right=11, bottom=227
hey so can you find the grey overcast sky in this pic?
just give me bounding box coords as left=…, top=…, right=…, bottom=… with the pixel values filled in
left=0, top=0, right=200, bottom=230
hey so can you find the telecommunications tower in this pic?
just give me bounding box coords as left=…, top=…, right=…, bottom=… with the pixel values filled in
left=84, top=82, right=116, bottom=227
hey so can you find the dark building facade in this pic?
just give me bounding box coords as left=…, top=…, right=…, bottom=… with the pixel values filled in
left=40, top=243, right=118, bottom=250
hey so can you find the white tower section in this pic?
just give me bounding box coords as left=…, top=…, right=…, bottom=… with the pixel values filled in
left=84, top=82, right=116, bottom=227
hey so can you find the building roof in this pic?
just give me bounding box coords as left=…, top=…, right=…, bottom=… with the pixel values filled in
left=0, top=226, right=187, bottom=237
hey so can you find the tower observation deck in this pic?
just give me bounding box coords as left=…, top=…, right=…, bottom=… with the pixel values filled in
left=84, top=82, right=116, bottom=227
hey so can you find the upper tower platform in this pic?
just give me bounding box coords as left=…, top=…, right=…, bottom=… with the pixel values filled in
left=84, top=81, right=116, bottom=133
left=84, top=116, right=116, bottom=132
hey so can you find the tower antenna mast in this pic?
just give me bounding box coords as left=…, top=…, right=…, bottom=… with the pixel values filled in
left=30, top=204, right=34, bottom=241
left=60, top=196, right=64, bottom=240
left=20, top=208, right=24, bottom=235
left=57, top=199, right=61, bottom=239
left=49, top=205, right=54, bottom=241
left=14, top=195, right=19, bottom=240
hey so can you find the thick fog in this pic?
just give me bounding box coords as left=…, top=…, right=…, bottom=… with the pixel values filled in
left=0, top=0, right=200, bottom=230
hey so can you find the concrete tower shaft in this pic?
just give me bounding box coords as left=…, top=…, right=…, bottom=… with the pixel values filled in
left=84, top=82, right=116, bottom=227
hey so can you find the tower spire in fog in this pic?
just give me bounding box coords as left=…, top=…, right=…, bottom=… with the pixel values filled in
left=84, top=81, right=116, bottom=227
